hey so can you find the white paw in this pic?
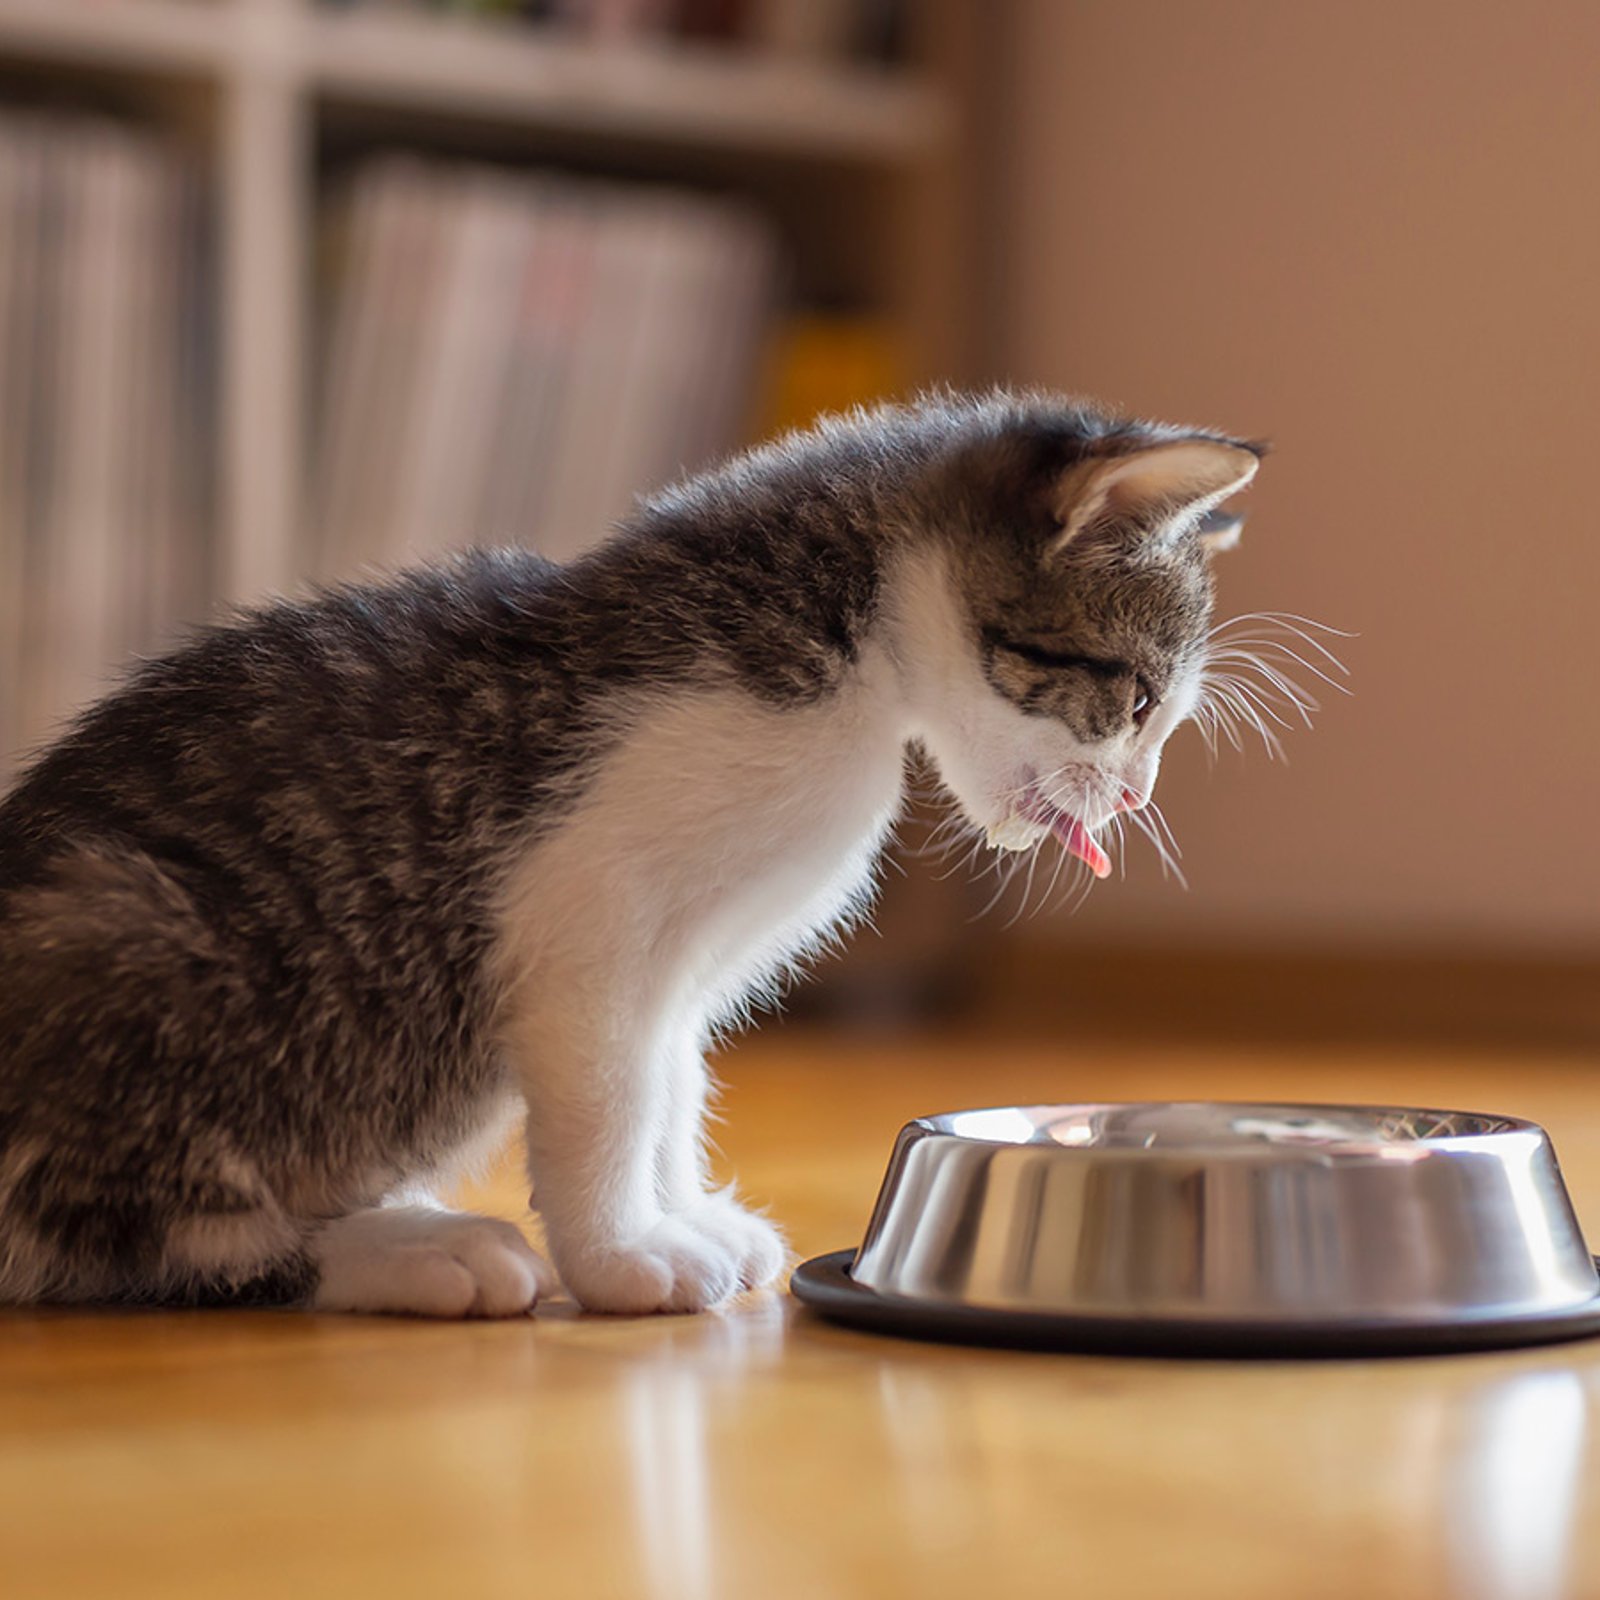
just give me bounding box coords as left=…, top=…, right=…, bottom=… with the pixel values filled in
left=678, top=1190, right=788, bottom=1292
left=312, top=1206, right=557, bottom=1319
left=554, top=1214, right=745, bottom=1315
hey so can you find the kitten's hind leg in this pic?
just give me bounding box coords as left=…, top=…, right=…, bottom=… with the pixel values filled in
left=310, top=1205, right=556, bottom=1318
left=2, top=1134, right=315, bottom=1309
left=158, top=1196, right=556, bottom=1317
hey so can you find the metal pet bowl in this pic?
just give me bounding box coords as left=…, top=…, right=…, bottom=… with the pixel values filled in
left=790, top=1102, right=1600, bottom=1357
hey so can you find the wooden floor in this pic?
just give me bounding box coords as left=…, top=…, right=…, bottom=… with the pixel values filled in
left=6, top=1028, right=1600, bottom=1599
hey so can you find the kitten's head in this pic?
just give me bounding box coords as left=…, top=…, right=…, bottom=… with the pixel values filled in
left=901, top=398, right=1262, bottom=877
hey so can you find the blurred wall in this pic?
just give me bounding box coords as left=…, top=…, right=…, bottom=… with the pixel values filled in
left=993, top=0, right=1600, bottom=956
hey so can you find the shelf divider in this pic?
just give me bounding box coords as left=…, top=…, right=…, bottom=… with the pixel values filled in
left=219, top=0, right=307, bottom=601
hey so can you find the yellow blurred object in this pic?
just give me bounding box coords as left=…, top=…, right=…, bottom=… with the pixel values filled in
left=755, top=313, right=908, bottom=438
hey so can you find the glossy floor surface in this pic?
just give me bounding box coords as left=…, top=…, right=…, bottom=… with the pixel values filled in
left=5, top=1032, right=1600, bottom=1599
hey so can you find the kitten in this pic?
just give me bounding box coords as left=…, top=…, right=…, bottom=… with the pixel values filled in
left=0, top=390, right=1261, bottom=1317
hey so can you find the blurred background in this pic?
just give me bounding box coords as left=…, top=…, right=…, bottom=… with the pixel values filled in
left=0, top=0, right=1593, bottom=1052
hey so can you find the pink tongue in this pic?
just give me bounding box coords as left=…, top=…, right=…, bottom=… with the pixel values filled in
left=1052, top=815, right=1112, bottom=879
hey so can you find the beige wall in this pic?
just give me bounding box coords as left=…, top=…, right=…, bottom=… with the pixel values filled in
left=992, top=0, right=1600, bottom=955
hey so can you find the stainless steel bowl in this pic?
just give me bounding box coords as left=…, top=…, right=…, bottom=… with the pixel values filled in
left=791, top=1103, right=1600, bottom=1357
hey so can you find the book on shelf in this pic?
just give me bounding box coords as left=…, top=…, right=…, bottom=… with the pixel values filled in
left=0, top=113, right=203, bottom=784
left=310, top=156, right=779, bottom=574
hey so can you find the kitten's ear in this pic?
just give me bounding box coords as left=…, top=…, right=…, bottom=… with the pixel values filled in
left=1048, top=439, right=1260, bottom=556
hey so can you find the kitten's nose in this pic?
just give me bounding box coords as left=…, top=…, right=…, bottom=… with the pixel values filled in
left=1116, top=786, right=1148, bottom=813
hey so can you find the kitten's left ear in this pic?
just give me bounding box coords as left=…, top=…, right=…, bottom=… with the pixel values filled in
left=1049, top=439, right=1260, bottom=557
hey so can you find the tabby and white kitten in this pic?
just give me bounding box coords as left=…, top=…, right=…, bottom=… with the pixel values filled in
left=0, top=391, right=1261, bottom=1317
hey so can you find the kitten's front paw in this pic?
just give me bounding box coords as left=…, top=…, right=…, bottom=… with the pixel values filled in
left=556, top=1216, right=743, bottom=1315
left=678, top=1191, right=788, bottom=1292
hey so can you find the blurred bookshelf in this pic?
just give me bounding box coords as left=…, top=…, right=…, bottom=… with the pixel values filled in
left=0, top=0, right=975, bottom=694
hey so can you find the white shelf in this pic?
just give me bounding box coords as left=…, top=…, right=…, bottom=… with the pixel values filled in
left=0, top=0, right=234, bottom=76
left=0, top=0, right=947, bottom=166
left=308, top=11, right=946, bottom=164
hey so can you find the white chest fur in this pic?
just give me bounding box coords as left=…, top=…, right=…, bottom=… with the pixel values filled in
left=491, top=649, right=909, bottom=1032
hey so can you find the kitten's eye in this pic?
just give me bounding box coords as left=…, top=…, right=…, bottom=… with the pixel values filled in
left=1132, top=682, right=1157, bottom=727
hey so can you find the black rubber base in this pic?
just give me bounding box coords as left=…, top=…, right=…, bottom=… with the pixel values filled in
left=790, top=1249, right=1600, bottom=1361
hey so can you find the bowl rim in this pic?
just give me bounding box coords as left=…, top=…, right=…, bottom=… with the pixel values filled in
left=907, top=1099, right=1544, bottom=1159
